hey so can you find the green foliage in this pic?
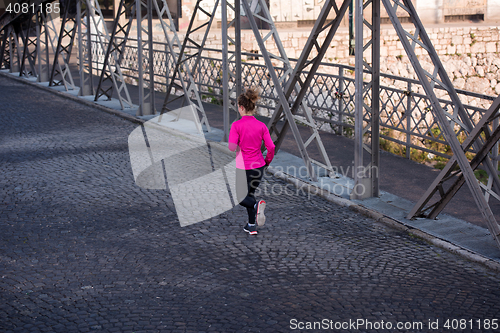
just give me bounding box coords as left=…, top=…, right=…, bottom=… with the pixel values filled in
left=202, top=87, right=222, bottom=105
left=474, top=169, right=488, bottom=185
left=380, top=129, right=405, bottom=156
left=378, top=126, right=497, bottom=184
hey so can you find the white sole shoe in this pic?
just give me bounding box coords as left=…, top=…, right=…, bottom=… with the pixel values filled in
left=256, top=200, right=266, bottom=226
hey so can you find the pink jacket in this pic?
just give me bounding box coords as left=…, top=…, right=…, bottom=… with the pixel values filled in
left=228, top=116, right=275, bottom=170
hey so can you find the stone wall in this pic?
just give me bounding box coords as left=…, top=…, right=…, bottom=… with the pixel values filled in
left=182, top=25, right=500, bottom=98
left=175, top=0, right=499, bottom=29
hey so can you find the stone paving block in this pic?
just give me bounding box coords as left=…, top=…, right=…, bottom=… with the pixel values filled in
left=2, top=75, right=500, bottom=332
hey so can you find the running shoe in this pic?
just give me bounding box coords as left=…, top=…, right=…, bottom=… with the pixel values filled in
left=256, top=200, right=266, bottom=226
left=244, top=223, right=258, bottom=235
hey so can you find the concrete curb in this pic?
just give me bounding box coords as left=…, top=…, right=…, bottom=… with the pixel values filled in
left=266, top=166, right=500, bottom=273
left=4, top=71, right=500, bottom=273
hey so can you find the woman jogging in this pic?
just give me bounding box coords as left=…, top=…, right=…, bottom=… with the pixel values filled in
left=228, top=88, right=275, bottom=235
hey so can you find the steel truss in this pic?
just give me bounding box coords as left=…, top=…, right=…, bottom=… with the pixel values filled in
left=19, top=12, right=38, bottom=79
left=94, top=0, right=134, bottom=100
left=239, top=0, right=335, bottom=181
left=378, top=0, right=500, bottom=246
left=2, top=0, right=500, bottom=246
left=85, top=0, right=133, bottom=108
left=0, top=0, right=69, bottom=84
left=19, top=6, right=76, bottom=89
left=1, top=25, right=19, bottom=72
left=407, top=96, right=500, bottom=223
left=0, top=3, right=21, bottom=72
left=160, top=0, right=218, bottom=120
left=155, top=0, right=212, bottom=129
left=266, top=0, right=348, bottom=182
left=0, top=26, right=9, bottom=70
left=48, top=0, right=77, bottom=89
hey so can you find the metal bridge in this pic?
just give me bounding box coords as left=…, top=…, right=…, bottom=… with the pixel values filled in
left=2, top=0, right=500, bottom=248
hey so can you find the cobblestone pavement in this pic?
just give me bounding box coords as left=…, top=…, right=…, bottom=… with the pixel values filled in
left=1, top=75, right=500, bottom=333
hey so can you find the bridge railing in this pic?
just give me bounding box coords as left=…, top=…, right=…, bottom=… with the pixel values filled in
left=86, top=35, right=496, bottom=166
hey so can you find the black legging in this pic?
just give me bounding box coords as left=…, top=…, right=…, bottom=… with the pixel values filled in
left=236, top=166, right=265, bottom=225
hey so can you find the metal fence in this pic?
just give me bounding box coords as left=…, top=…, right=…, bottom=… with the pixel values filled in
left=87, top=35, right=496, bottom=164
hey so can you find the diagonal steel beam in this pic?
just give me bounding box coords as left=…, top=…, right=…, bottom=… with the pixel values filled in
left=0, top=26, right=9, bottom=70
left=49, top=0, right=77, bottom=89
left=408, top=95, right=500, bottom=220
left=161, top=0, right=219, bottom=128
left=267, top=0, right=350, bottom=181
left=382, top=0, right=500, bottom=247
left=86, top=0, right=133, bottom=109
left=9, top=24, right=22, bottom=73
left=19, top=13, right=38, bottom=79
left=94, top=0, right=135, bottom=99
left=240, top=0, right=320, bottom=181
left=155, top=0, right=211, bottom=130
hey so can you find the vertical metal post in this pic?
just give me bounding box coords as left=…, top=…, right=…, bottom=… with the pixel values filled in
left=485, top=117, right=499, bottom=203
left=10, top=26, right=22, bottom=74
left=338, top=67, right=344, bottom=135
left=18, top=28, right=27, bottom=77
left=405, top=81, right=412, bottom=159
left=349, top=0, right=354, bottom=56
left=0, top=27, right=8, bottom=70
left=12, top=26, right=25, bottom=74
left=135, top=0, right=155, bottom=115
left=136, top=0, right=145, bottom=115
left=221, top=0, right=242, bottom=141
left=371, top=0, right=380, bottom=197
left=235, top=0, right=241, bottom=111
left=222, top=0, right=229, bottom=141
left=86, top=8, right=93, bottom=86
left=77, top=0, right=84, bottom=88
left=19, top=20, right=31, bottom=77
left=353, top=0, right=365, bottom=198
left=9, top=28, right=19, bottom=73
left=175, top=0, right=181, bottom=30
left=165, top=43, right=170, bottom=92
left=77, top=0, right=94, bottom=95
left=36, top=12, right=49, bottom=82
left=352, top=0, right=379, bottom=198
left=147, top=0, right=155, bottom=113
